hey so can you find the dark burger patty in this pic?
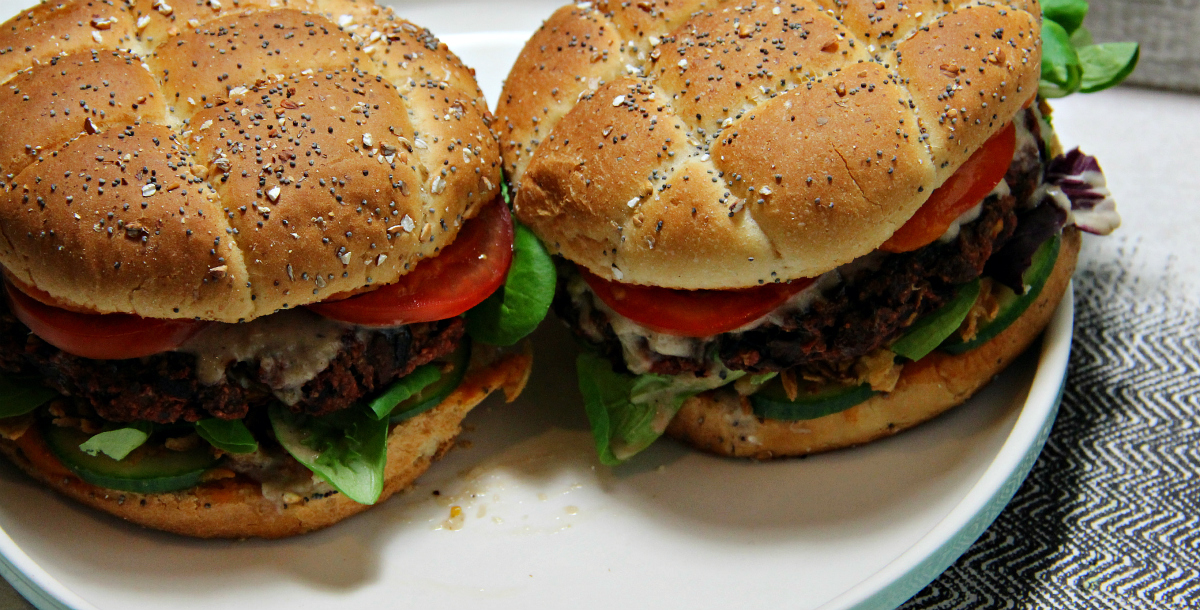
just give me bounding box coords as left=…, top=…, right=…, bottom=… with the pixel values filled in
left=0, top=305, right=464, bottom=424
left=719, top=190, right=1017, bottom=374
left=559, top=110, right=1048, bottom=377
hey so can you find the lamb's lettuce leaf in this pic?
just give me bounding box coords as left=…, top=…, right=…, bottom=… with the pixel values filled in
left=1078, top=42, right=1140, bottom=93
left=576, top=352, right=743, bottom=465
left=1043, top=0, right=1088, bottom=36
left=270, top=403, right=388, bottom=505
left=1040, top=20, right=1083, bottom=98
left=466, top=173, right=556, bottom=346
left=466, top=220, right=556, bottom=346
left=79, top=423, right=154, bottom=461
left=0, top=375, right=57, bottom=419
left=195, top=418, right=258, bottom=454
left=1040, top=1, right=1139, bottom=98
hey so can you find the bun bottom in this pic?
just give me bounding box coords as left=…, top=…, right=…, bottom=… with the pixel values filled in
left=665, top=228, right=1080, bottom=459
left=0, top=346, right=532, bottom=539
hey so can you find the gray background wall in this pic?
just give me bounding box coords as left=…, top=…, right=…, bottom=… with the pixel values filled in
left=1087, top=0, right=1200, bottom=91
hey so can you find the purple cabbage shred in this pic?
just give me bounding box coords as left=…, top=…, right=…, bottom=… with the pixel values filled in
left=985, top=203, right=1067, bottom=294
left=1045, top=148, right=1121, bottom=235
left=984, top=148, right=1120, bottom=291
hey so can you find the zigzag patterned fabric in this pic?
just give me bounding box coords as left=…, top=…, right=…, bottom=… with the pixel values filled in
left=901, top=240, right=1200, bottom=609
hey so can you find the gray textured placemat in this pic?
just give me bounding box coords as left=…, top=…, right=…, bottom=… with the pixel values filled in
left=900, top=238, right=1200, bottom=609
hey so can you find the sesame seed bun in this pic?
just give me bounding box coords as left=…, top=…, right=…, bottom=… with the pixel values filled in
left=0, top=346, right=531, bottom=539
left=0, top=0, right=501, bottom=322
left=498, top=0, right=1041, bottom=289
left=664, top=227, right=1078, bottom=458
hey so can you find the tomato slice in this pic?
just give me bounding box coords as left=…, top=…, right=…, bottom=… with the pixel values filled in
left=579, top=267, right=816, bottom=337
left=881, top=122, right=1017, bottom=253
left=309, top=202, right=514, bottom=327
left=4, top=281, right=207, bottom=360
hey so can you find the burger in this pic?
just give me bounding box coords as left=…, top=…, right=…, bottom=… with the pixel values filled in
left=497, top=0, right=1124, bottom=463
left=0, top=0, right=554, bottom=537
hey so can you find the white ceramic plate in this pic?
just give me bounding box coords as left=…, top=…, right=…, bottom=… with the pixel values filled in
left=0, top=294, right=1073, bottom=610
left=0, top=3, right=1074, bottom=608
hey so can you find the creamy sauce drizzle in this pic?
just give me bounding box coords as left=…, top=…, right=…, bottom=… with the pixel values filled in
left=179, top=308, right=351, bottom=405
left=223, top=446, right=336, bottom=507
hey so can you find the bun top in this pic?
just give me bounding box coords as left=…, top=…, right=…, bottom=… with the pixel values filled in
left=0, top=0, right=501, bottom=322
left=498, top=0, right=1041, bottom=289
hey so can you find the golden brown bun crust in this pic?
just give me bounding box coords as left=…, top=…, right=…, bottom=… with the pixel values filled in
left=0, top=0, right=501, bottom=321
left=0, top=347, right=532, bottom=539
left=665, top=227, right=1079, bottom=459
left=499, top=0, right=1041, bottom=289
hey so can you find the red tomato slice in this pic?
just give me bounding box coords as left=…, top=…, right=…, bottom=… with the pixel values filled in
left=579, top=267, right=816, bottom=337
left=4, top=282, right=207, bottom=360
left=309, top=202, right=514, bottom=327
left=881, top=122, right=1017, bottom=253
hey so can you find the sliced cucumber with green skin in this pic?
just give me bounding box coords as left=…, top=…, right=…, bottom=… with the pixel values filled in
left=389, top=340, right=472, bottom=424
left=750, top=378, right=878, bottom=421
left=891, top=279, right=981, bottom=362
left=941, top=235, right=1062, bottom=355
left=43, top=424, right=218, bottom=494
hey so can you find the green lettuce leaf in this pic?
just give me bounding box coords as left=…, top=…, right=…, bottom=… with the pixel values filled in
left=195, top=418, right=258, bottom=454
left=79, top=423, right=154, bottom=461
left=270, top=404, right=389, bottom=504
left=1038, top=6, right=1139, bottom=98
left=749, top=373, right=778, bottom=385
left=577, top=352, right=640, bottom=466
left=270, top=403, right=389, bottom=505
left=466, top=221, right=556, bottom=346
left=1042, top=0, right=1088, bottom=35
left=1078, top=42, right=1140, bottom=93
left=1040, top=19, right=1083, bottom=98
left=368, top=364, right=442, bottom=420
left=1070, top=26, right=1095, bottom=48
left=0, top=375, right=57, bottom=419
left=576, top=352, right=743, bottom=465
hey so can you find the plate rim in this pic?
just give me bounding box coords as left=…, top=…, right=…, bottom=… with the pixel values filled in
left=824, top=284, right=1074, bottom=610
left=0, top=524, right=94, bottom=610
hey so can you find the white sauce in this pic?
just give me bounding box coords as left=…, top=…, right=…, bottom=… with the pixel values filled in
left=1013, top=109, right=1041, bottom=178
left=937, top=107, right=1046, bottom=243
left=571, top=267, right=836, bottom=375
left=223, top=447, right=335, bottom=506
left=179, top=308, right=351, bottom=405
left=758, top=265, right=846, bottom=329
left=1049, top=171, right=1121, bottom=236
left=938, top=178, right=1009, bottom=243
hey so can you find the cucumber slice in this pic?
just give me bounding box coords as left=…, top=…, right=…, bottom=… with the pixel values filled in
left=389, top=340, right=472, bottom=424
left=941, top=235, right=1062, bottom=355
left=43, top=424, right=218, bottom=494
left=750, top=378, right=877, bottom=421
left=891, top=280, right=981, bottom=362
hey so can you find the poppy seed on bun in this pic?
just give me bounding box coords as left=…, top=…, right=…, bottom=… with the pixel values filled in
left=0, top=0, right=536, bottom=538
left=499, top=0, right=1040, bottom=289
left=0, top=0, right=501, bottom=321
left=497, top=0, right=1106, bottom=461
